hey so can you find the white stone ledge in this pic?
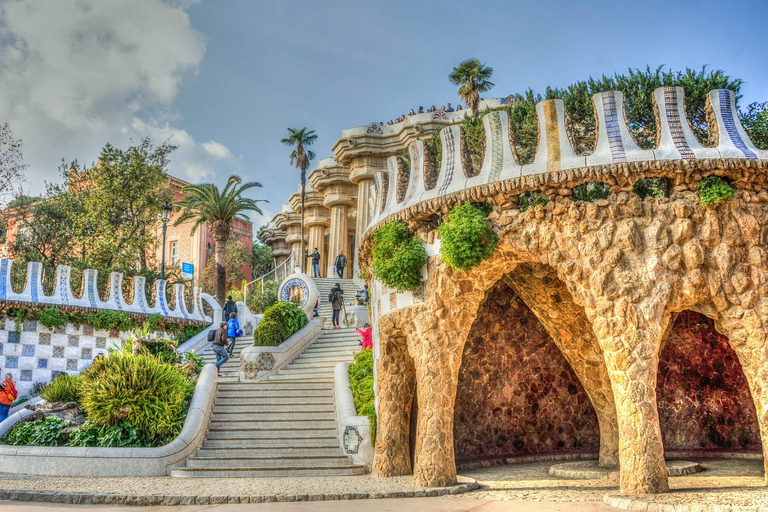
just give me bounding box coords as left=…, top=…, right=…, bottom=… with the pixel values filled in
left=0, top=363, right=218, bottom=476
left=334, top=361, right=373, bottom=467
left=239, top=319, right=322, bottom=381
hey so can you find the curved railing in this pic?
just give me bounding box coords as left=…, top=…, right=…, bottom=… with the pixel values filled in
left=0, top=258, right=211, bottom=323
left=365, top=88, right=768, bottom=235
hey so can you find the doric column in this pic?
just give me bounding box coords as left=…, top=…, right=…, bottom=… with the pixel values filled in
left=349, top=156, right=386, bottom=250
left=292, top=187, right=330, bottom=277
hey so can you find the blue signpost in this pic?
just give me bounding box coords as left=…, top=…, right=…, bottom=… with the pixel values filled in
left=181, top=262, right=194, bottom=280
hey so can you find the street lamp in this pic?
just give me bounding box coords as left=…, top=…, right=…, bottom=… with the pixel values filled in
left=160, top=202, right=172, bottom=280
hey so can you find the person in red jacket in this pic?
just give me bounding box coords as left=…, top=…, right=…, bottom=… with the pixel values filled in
left=0, top=373, right=17, bottom=421
left=356, top=323, right=373, bottom=351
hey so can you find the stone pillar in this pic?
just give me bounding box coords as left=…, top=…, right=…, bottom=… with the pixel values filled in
left=590, top=302, right=671, bottom=494
left=310, top=160, right=356, bottom=278
left=372, top=312, right=416, bottom=477
left=307, top=224, right=326, bottom=277
left=327, top=203, right=350, bottom=277
left=355, top=179, right=375, bottom=240
left=349, top=156, right=386, bottom=276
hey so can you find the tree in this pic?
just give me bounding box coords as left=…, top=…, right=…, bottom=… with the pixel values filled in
left=449, top=58, right=495, bottom=112
left=252, top=233, right=274, bottom=278
left=281, top=127, right=317, bottom=271
left=0, top=123, right=27, bottom=203
left=174, top=175, right=265, bottom=304
left=200, top=235, right=253, bottom=296
left=742, top=101, right=768, bottom=149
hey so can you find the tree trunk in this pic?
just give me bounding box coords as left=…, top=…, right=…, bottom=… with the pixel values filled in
left=300, top=168, right=306, bottom=273
left=213, top=227, right=230, bottom=305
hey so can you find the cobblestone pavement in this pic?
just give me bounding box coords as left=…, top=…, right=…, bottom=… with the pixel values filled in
left=455, top=458, right=766, bottom=508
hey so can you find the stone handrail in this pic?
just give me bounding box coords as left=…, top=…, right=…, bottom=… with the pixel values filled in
left=0, top=258, right=212, bottom=323
left=0, top=363, right=218, bottom=476
left=365, top=88, right=768, bottom=236
left=334, top=361, right=373, bottom=467
left=239, top=319, right=322, bottom=381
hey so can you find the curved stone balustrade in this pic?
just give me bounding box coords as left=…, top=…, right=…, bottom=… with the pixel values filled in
left=365, top=88, right=768, bottom=236
left=0, top=258, right=210, bottom=323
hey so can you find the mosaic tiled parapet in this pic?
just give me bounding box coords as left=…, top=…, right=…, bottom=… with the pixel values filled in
left=364, top=87, right=768, bottom=237
left=0, top=258, right=213, bottom=323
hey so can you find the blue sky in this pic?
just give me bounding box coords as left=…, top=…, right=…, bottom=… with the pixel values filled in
left=4, top=0, right=768, bottom=229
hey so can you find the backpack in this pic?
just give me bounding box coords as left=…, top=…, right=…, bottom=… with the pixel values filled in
left=3, top=382, right=17, bottom=401
left=328, top=290, right=336, bottom=303
left=207, top=330, right=216, bottom=342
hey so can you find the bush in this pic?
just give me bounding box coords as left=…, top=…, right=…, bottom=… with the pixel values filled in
left=371, top=221, right=427, bottom=292
left=461, top=111, right=488, bottom=170
left=79, top=353, right=194, bottom=440
left=2, top=417, right=69, bottom=446
left=699, top=176, right=734, bottom=207
left=39, top=373, right=82, bottom=403
left=37, top=307, right=69, bottom=331
left=252, top=301, right=308, bottom=347
left=439, top=202, right=498, bottom=272
left=182, top=351, right=206, bottom=373
left=68, top=420, right=148, bottom=448
left=348, top=348, right=376, bottom=446
left=633, top=178, right=667, bottom=199
left=247, top=280, right=278, bottom=314
left=141, top=313, right=162, bottom=333
left=177, top=324, right=205, bottom=345
left=519, top=191, right=549, bottom=212
left=573, top=181, right=611, bottom=202
left=86, top=310, right=134, bottom=332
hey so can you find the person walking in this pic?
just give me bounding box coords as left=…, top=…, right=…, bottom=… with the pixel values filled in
left=334, top=250, right=347, bottom=279
left=0, top=373, right=17, bottom=421
left=356, top=323, right=373, bottom=351
left=330, top=283, right=344, bottom=329
left=222, top=295, right=238, bottom=322
left=226, top=312, right=243, bottom=357
left=212, top=322, right=230, bottom=373
left=306, top=248, right=321, bottom=277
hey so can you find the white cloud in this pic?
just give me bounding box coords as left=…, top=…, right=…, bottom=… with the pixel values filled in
left=0, top=0, right=235, bottom=192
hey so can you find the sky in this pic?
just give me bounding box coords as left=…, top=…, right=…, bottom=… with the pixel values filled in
left=2, top=0, right=768, bottom=230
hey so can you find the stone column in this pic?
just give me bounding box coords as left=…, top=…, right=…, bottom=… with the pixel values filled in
left=349, top=156, right=386, bottom=273
left=307, top=224, right=326, bottom=277
left=372, top=312, right=416, bottom=477
left=327, top=202, right=350, bottom=276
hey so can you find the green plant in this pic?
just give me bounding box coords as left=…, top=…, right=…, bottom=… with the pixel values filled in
left=439, top=202, right=498, bottom=272
left=519, top=191, right=549, bottom=212
left=79, top=352, right=194, bottom=439
left=252, top=300, right=308, bottom=347
left=699, top=176, right=734, bottom=207
left=67, top=311, right=86, bottom=329
left=37, top=307, right=69, bottom=331
left=177, top=324, right=205, bottom=345
left=573, top=182, right=611, bottom=202
left=426, top=131, right=442, bottom=172
left=39, top=373, right=82, bottom=403
left=68, top=420, right=147, bottom=448
left=7, top=307, right=29, bottom=341
left=2, top=417, right=69, bottom=446
left=142, top=313, right=162, bottom=333
left=461, top=110, right=489, bottom=170
left=348, top=348, right=376, bottom=446
left=86, top=310, right=134, bottom=332
left=371, top=221, right=427, bottom=293
left=633, top=178, right=667, bottom=199
left=247, top=280, right=278, bottom=314
left=182, top=351, right=206, bottom=373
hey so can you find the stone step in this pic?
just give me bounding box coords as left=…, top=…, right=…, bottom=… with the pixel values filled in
left=204, top=427, right=338, bottom=439
left=285, top=362, right=347, bottom=371
left=210, top=411, right=336, bottom=422
left=217, top=382, right=333, bottom=391
left=202, top=435, right=339, bottom=447
left=267, top=373, right=335, bottom=381
left=302, top=346, right=359, bottom=355
left=289, top=355, right=355, bottom=365
left=185, top=455, right=352, bottom=468
left=196, top=445, right=341, bottom=457
left=170, top=464, right=367, bottom=478
left=213, top=399, right=334, bottom=408
left=216, top=389, right=333, bottom=399
left=207, top=419, right=337, bottom=429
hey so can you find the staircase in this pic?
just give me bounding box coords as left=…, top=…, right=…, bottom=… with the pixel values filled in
left=172, top=325, right=366, bottom=477
left=313, top=277, right=358, bottom=322
left=199, top=334, right=248, bottom=384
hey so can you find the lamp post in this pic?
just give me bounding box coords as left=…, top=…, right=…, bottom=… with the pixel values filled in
left=160, top=202, right=172, bottom=280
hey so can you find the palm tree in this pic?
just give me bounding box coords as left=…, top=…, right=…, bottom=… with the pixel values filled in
left=281, top=127, right=317, bottom=271
left=449, top=58, right=495, bottom=112
left=174, top=175, right=265, bottom=304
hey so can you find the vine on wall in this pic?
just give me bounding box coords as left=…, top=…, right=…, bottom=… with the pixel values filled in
left=371, top=221, right=427, bottom=292
left=439, top=202, right=498, bottom=272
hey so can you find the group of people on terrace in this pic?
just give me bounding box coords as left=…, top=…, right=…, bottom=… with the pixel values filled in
left=384, top=103, right=464, bottom=125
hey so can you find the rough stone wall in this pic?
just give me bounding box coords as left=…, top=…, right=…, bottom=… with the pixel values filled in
left=657, top=310, right=761, bottom=451
left=454, top=280, right=600, bottom=462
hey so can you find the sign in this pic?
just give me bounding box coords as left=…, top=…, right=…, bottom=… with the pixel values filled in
left=181, top=262, right=194, bottom=279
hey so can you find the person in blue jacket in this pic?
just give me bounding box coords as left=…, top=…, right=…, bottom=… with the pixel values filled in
left=226, top=312, right=243, bottom=357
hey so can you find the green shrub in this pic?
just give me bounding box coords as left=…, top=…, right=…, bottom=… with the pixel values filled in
left=141, top=313, right=162, bottom=333
left=2, top=417, right=69, bottom=446
left=633, top=178, right=667, bottom=199
left=182, top=351, right=206, bottom=373
left=573, top=181, right=611, bottom=202
left=699, top=176, right=734, bottom=207
left=37, top=307, right=69, bottom=331
left=247, top=280, right=278, bottom=314
left=519, top=191, right=549, bottom=212
left=348, top=348, right=376, bottom=446
left=252, top=301, right=308, bottom=347
left=39, top=373, right=82, bottom=403
left=177, top=324, right=205, bottom=345
left=439, top=202, right=498, bottom=272
left=461, top=110, right=488, bottom=170
left=86, top=310, right=134, bottom=332
left=371, top=221, right=427, bottom=292
left=68, top=420, right=149, bottom=448
left=79, top=352, right=193, bottom=439
left=426, top=130, right=442, bottom=171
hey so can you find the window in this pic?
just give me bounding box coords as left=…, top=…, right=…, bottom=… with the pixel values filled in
left=170, top=241, right=179, bottom=266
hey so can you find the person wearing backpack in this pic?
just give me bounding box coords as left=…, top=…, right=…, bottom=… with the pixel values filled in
left=0, top=373, right=17, bottom=421
left=330, top=283, right=344, bottom=329
left=212, top=322, right=230, bottom=373
left=227, top=312, right=244, bottom=357
left=222, top=295, right=238, bottom=322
